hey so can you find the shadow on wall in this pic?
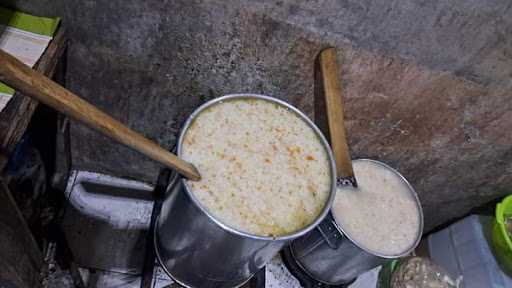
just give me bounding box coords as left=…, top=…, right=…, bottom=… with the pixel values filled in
left=1, top=0, right=17, bottom=9
left=0, top=5, right=14, bottom=37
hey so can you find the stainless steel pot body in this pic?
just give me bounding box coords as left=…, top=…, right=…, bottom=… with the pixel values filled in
left=155, top=94, right=337, bottom=288
left=289, top=213, right=387, bottom=285
left=155, top=180, right=287, bottom=287
left=289, top=159, right=424, bottom=286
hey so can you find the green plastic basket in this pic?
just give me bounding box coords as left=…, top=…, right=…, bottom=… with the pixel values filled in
left=492, top=194, right=512, bottom=276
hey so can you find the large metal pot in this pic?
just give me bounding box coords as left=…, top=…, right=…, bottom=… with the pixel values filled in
left=288, top=159, right=424, bottom=286
left=155, top=94, right=337, bottom=288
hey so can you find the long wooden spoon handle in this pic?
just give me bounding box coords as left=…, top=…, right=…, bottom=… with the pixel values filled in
left=0, top=49, right=200, bottom=181
left=317, top=48, right=355, bottom=180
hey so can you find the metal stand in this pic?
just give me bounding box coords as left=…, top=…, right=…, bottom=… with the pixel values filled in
left=280, top=246, right=350, bottom=288
left=141, top=168, right=174, bottom=288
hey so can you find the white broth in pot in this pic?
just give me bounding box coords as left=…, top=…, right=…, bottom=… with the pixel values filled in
left=332, top=160, right=421, bottom=256
left=181, top=98, right=332, bottom=237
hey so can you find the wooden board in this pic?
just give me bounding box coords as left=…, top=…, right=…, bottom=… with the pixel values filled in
left=0, top=29, right=67, bottom=286
left=0, top=28, right=66, bottom=160
left=0, top=178, right=43, bottom=288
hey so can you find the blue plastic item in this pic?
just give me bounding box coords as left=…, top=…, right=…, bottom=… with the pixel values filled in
left=428, top=215, right=512, bottom=288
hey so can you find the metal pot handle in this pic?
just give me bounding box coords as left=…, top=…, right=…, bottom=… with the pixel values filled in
left=316, top=212, right=344, bottom=249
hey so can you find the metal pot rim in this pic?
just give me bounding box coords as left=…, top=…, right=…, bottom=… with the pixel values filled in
left=176, top=93, right=337, bottom=241
left=331, top=158, right=424, bottom=258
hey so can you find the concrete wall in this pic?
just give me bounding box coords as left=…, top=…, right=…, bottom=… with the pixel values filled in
left=6, top=0, right=512, bottom=231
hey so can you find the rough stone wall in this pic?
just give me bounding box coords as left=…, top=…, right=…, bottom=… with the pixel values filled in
left=6, top=0, right=512, bottom=231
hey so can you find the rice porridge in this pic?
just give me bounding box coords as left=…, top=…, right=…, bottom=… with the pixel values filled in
left=181, top=98, right=332, bottom=237
left=332, top=160, right=421, bottom=255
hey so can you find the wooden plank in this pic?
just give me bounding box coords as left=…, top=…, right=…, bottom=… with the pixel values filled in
left=0, top=28, right=67, bottom=288
left=0, top=178, right=43, bottom=288
left=0, top=28, right=67, bottom=158
left=0, top=153, right=6, bottom=170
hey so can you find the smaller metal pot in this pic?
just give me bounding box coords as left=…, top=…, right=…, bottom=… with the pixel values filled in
left=288, top=159, right=424, bottom=286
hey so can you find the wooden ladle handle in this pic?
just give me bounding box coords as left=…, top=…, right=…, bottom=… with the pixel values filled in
left=317, top=48, right=355, bottom=180
left=0, top=49, right=201, bottom=181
